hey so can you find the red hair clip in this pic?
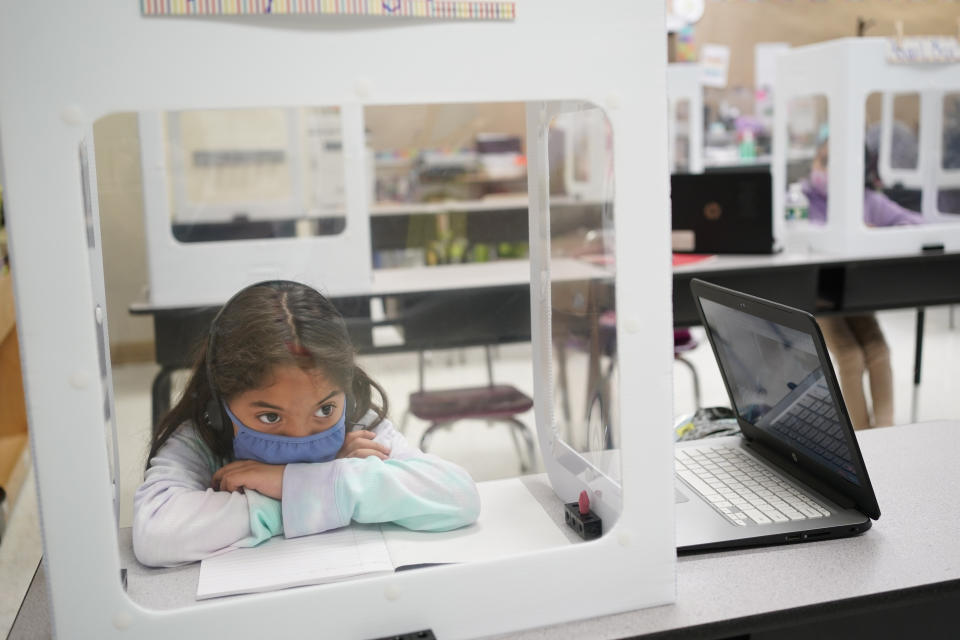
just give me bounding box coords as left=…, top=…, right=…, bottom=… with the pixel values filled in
left=285, top=341, right=310, bottom=357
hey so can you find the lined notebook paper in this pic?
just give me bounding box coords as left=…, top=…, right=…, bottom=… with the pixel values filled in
left=196, top=524, right=393, bottom=600
left=383, top=477, right=573, bottom=567
left=196, top=478, right=571, bottom=599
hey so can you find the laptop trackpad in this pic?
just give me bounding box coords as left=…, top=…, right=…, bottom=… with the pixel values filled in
left=675, top=487, right=689, bottom=504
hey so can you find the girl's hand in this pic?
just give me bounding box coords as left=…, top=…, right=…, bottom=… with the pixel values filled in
left=212, top=461, right=285, bottom=500
left=337, top=430, right=390, bottom=461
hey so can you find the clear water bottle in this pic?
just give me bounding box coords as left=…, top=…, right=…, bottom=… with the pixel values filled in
left=785, top=182, right=809, bottom=223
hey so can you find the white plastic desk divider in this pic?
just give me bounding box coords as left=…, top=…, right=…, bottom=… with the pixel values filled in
left=773, top=38, right=960, bottom=255
left=0, top=1, right=676, bottom=638
left=139, top=104, right=374, bottom=307
left=875, top=91, right=960, bottom=210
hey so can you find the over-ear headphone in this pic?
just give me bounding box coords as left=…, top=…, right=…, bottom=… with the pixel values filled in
left=204, top=295, right=232, bottom=434
left=204, top=280, right=319, bottom=433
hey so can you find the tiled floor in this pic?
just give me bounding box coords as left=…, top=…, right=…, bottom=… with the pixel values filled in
left=1, top=305, right=957, bottom=635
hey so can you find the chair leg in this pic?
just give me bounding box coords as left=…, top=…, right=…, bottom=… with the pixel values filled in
left=507, top=417, right=537, bottom=473
left=675, top=355, right=701, bottom=410
left=602, top=354, right=617, bottom=449
left=419, top=421, right=451, bottom=452
left=584, top=390, right=615, bottom=451
left=505, top=421, right=528, bottom=473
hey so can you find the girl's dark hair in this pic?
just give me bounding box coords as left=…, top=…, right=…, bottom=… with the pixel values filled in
left=146, top=281, right=388, bottom=466
left=864, top=147, right=882, bottom=191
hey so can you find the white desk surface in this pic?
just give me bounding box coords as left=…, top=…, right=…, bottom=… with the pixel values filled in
left=11, top=421, right=960, bottom=639
left=131, top=248, right=959, bottom=312
left=498, top=420, right=960, bottom=640
left=130, top=257, right=613, bottom=311
left=369, top=256, right=613, bottom=296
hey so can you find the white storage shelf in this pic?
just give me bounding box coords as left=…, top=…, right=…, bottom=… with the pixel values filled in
left=369, top=195, right=605, bottom=216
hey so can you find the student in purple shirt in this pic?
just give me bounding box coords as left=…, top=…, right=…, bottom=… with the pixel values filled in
left=802, top=142, right=925, bottom=227
left=802, top=138, right=924, bottom=429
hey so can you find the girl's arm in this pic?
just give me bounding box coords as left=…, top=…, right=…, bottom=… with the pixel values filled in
left=864, top=189, right=925, bottom=226
left=132, top=424, right=284, bottom=567
left=281, top=414, right=481, bottom=538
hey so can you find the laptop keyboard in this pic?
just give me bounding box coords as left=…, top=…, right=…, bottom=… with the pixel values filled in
left=676, top=446, right=831, bottom=527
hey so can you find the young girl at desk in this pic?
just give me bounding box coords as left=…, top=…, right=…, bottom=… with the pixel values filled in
left=803, top=131, right=923, bottom=429
left=133, top=281, right=480, bottom=568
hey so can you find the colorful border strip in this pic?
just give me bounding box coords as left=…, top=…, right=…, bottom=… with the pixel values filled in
left=141, top=0, right=516, bottom=20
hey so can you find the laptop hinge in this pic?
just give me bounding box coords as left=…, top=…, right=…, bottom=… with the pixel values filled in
left=745, top=438, right=857, bottom=510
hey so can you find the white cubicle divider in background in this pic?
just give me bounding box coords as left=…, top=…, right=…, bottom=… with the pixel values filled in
left=667, top=63, right=704, bottom=174
left=139, top=105, right=375, bottom=307
left=0, top=2, right=676, bottom=639
left=773, top=38, right=960, bottom=255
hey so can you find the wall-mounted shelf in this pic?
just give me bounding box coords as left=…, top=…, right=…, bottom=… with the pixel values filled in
left=369, top=194, right=605, bottom=217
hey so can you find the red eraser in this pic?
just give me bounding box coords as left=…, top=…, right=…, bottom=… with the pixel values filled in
left=578, top=490, right=590, bottom=515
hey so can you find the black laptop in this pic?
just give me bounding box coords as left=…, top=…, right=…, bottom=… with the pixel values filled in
left=671, top=171, right=775, bottom=254
left=675, top=279, right=881, bottom=551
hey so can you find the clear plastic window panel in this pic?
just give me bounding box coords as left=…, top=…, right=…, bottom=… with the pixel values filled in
left=90, top=102, right=593, bottom=605
left=547, top=107, right=620, bottom=486
left=784, top=95, right=828, bottom=225
left=941, top=93, right=960, bottom=216
left=365, top=102, right=528, bottom=268
left=863, top=92, right=924, bottom=226
left=863, top=91, right=960, bottom=224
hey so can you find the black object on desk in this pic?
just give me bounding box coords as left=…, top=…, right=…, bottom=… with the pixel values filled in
left=671, top=171, right=775, bottom=255
left=565, top=491, right=602, bottom=541
left=369, top=631, right=436, bottom=640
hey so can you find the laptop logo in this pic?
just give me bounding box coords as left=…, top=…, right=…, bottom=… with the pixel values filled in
left=703, top=202, right=722, bottom=221
left=792, top=452, right=798, bottom=463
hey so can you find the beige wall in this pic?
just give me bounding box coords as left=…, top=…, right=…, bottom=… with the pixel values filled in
left=689, top=0, right=960, bottom=91
left=93, top=113, right=154, bottom=360
left=90, top=103, right=529, bottom=360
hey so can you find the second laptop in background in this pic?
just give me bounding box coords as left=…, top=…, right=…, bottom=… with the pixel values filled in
left=671, top=170, right=775, bottom=254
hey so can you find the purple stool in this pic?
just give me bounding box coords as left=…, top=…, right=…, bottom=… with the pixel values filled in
left=409, top=346, right=537, bottom=472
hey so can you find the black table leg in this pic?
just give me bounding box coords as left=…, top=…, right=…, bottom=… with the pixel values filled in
left=912, top=307, right=925, bottom=423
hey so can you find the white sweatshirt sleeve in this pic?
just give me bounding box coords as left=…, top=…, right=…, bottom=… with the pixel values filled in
left=281, top=413, right=481, bottom=538
left=132, top=424, right=284, bottom=568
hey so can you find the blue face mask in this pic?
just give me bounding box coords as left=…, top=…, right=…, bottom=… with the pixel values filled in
left=224, top=402, right=347, bottom=465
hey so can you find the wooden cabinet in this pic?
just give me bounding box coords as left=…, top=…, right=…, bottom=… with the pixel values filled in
left=0, top=271, right=29, bottom=506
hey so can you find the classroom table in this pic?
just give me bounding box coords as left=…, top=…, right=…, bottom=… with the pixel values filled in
left=133, top=249, right=960, bottom=426
left=10, top=420, right=960, bottom=639
left=673, top=249, right=960, bottom=422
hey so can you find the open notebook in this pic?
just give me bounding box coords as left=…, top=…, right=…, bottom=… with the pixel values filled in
left=196, top=477, right=572, bottom=600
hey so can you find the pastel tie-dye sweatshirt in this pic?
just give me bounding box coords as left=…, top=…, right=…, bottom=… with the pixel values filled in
left=132, top=412, right=480, bottom=567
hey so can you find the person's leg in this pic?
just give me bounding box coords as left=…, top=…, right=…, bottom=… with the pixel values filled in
left=818, top=316, right=870, bottom=430
left=848, top=314, right=894, bottom=427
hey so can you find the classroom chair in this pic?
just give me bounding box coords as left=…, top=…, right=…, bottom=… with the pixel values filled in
left=408, top=345, right=537, bottom=473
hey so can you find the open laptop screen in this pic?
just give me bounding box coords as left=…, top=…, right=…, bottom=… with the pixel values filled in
left=699, top=298, right=862, bottom=486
